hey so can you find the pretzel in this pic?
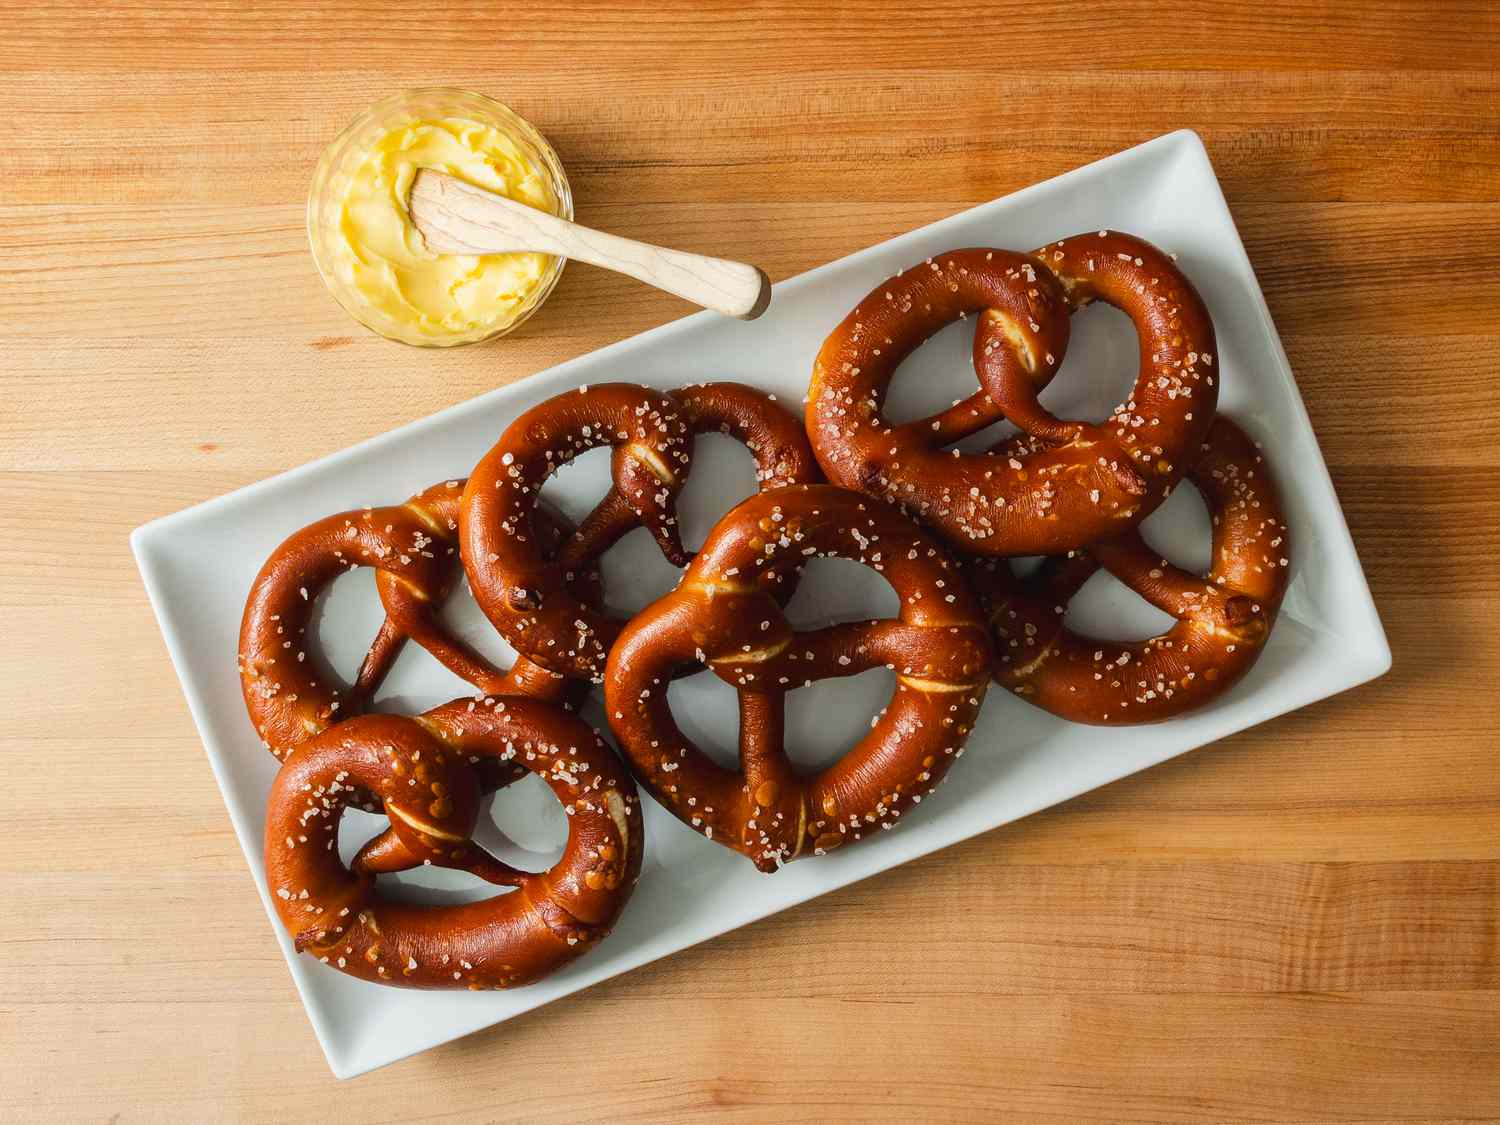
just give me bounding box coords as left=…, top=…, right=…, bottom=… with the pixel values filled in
left=807, top=231, right=1217, bottom=556
left=605, top=484, right=992, bottom=872
left=463, top=381, right=819, bottom=682
left=264, top=696, right=643, bottom=989
left=966, top=418, right=1289, bottom=723
left=239, top=481, right=594, bottom=769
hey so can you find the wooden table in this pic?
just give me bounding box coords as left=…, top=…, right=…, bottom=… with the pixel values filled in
left=5, top=3, right=1499, bottom=1120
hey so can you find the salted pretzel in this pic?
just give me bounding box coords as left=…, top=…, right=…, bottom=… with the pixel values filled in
left=239, top=481, right=595, bottom=768
left=808, top=231, right=1217, bottom=556
left=967, top=418, right=1289, bottom=724
left=264, top=696, right=643, bottom=989
left=463, top=381, right=819, bottom=682
left=605, top=484, right=992, bottom=872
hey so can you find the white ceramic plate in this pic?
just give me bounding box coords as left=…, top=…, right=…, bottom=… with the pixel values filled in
left=132, top=130, right=1389, bottom=1078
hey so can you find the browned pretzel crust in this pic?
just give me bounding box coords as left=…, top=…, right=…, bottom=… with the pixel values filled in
left=808, top=231, right=1216, bottom=556
left=264, top=697, right=643, bottom=990
left=605, top=484, right=991, bottom=872
left=967, top=418, right=1290, bottom=724
left=239, top=481, right=593, bottom=766
left=463, top=381, right=819, bottom=682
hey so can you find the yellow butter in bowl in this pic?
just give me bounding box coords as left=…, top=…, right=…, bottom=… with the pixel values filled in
left=309, top=90, right=573, bottom=347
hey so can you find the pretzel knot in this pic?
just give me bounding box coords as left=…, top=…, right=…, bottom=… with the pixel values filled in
left=605, top=484, right=992, bottom=872
left=967, top=418, right=1290, bottom=724
left=808, top=231, right=1217, bottom=556
left=239, top=481, right=595, bottom=772
left=463, top=381, right=820, bottom=682
left=264, top=697, right=643, bottom=989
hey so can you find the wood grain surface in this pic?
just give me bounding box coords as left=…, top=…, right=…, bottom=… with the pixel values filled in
left=3, top=2, right=1499, bottom=1121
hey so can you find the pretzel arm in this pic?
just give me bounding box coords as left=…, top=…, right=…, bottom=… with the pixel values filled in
left=352, top=613, right=408, bottom=705
left=971, top=303, right=1077, bottom=444
left=753, top=620, right=888, bottom=687
left=736, top=690, right=808, bottom=861
left=1089, top=532, right=1213, bottom=620
left=772, top=619, right=978, bottom=687
left=555, top=484, right=655, bottom=576
left=410, top=627, right=519, bottom=697
left=368, top=570, right=503, bottom=694
left=897, top=388, right=1008, bottom=448
left=352, top=830, right=532, bottom=887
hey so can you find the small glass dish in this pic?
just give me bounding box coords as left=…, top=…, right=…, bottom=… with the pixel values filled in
left=307, top=88, right=574, bottom=348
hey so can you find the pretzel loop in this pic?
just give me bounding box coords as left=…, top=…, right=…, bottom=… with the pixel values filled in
left=606, top=484, right=992, bottom=872
left=265, top=697, right=643, bottom=989
left=968, top=418, right=1290, bottom=724
left=808, top=232, right=1217, bottom=556
left=464, top=382, right=819, bottom=681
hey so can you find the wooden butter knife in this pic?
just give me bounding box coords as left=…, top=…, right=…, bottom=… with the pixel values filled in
left=408, top=170, right=771, bottom=320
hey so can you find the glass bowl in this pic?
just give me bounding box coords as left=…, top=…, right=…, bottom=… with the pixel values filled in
left=307, top=88, right=574, bottom=347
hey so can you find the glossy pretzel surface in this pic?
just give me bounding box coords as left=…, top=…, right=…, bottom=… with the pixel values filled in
left=968, top=418, right=1290, bottom=723
left=808, top=232, right=1216, bottom=555
left=239, top=481, right=591, bottom=766
left=463, top=381, right=819, bottom=681
left=606, top=484, right=991, bottom=871
left=265, top=696, right=643, bottom=989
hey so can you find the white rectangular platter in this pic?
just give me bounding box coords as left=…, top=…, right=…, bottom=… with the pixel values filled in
left=131, top=130, right=1389, bottom=1078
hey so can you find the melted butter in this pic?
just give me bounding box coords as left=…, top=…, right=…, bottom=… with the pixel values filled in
left=330, top=116, right=560, bottom=342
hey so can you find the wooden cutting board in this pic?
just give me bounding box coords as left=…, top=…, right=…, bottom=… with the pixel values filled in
left=3, top=2, right=1498, bottom=1120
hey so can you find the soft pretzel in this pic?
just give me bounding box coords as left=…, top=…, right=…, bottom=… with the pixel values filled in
left=808, top=231, right=1216, bottom=556
left=463, top=381, right=819, bottom=682
left=967, top=418, right=1289, bottom=723
left=605, top=484, right=991, bottom=872
left=264, top=696, right=643, bottom=989
left=239, top=481, right=592, bottom=767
